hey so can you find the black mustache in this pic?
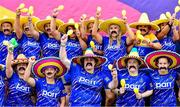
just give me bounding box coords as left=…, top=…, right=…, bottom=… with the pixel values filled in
left=47, top=72, right=53, bottom=75
left=111, top=31, right=117, bottom=34
left=140, top=29, right=146, bottom=32
left=18, top=67, right=25, bottom=71
left=159, top=67, right=167, bottom=70
left=89, top=30, right=92, bottom=34
left=86, top=63, right=92, bottom=67
left=3, top=29, right=10, bottom=32
left=129, top=66, right=136, bottom=69
left=46, top=28, right=51, bottom=31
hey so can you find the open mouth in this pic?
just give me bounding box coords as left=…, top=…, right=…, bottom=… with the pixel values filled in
left=47, top=72, right=53, bottom=75
left=111, top=31, right=117, bottom=34
left=86, top=63, right=92, bottom=67
left=18, top=67, right=26, bottom=71
left=129, top=66, right=136, bottom=70
left=140, top=29, right=146, bottom=32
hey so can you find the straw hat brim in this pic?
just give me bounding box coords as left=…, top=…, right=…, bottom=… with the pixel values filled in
left=11, top=59, right=28, bottom=66
left=152, top=19, right=169, bottom=25
left=84, top=20, right=103, bottom=28
left=32, top=57, right=67, bottom=78
left=0, top=18, right=15, bottom=31
left=20, top=16, right=40, bottom=29
left=129, top=22, right=160, bottom=31
left=58, top=23, right=80, bottom=34
left=144, top=50, right=180, bottom=69
left=99, top=19, right=126, bottom=35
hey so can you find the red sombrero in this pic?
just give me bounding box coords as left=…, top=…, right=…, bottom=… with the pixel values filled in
left=144, top=50, right=180, bottom=69
left=72, top=48, right=106, bottom=67
left=32, top=57, right=67, bottom=78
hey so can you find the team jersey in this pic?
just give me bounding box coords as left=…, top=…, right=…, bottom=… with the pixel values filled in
left=66, top=38, right=83, bottom=59
left=39, top=33, right=60, bottom=57
left=0, top=69, right=6, bottom=106
left=0, top=31, right=20, bottom=64
left=149, top=69, right=177, bottom=106
left=116, top=70, right=152, bottom=106
left=5, top=73, right=33, bottom=106
left=19, top=34, right=41, bottom=59
left=135, top=33, right=160, bottom=58
left=35, top=78, right=66, bottom=106
left=87, top=35, right=104, bottom=56
left=66, top=62, right=111, bottom=106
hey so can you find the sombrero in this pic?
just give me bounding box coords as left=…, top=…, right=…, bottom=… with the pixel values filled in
left=117, top=47, right=145, bottom=70
left=20, top=16, right=40, bottom=30
left=32, top=57, right=67, bottom=78
left=99, top=17, right=126, bottom=35
left=72, top=48, right=106, bottom=67
left=36, top=16, right=64, bottom=32
left=12, top=54, right=28, bottom=66
left=84, top=16, right=103, bottom=28
left=0, top=16, right=15, bottom=31
left=58, top=18, right=79, bottom=34
left=152, top=14, right=169, bottom=26
left=130, top=13, right=159, bottom=31
left=144, top=50, right=180, bottom=69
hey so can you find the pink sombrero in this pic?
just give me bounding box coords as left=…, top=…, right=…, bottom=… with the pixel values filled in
left=72, top=48, right=106, bottom=67
left=144, top=50, right=180, bottom=69
left=32, top=57, right=67, bottom=78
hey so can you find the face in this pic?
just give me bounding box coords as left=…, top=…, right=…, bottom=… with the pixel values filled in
left=44, top=67, right=57, bottom=79
left=158, top=22, right=168, bottom=30
left=23, top=23, right=31, bottom=36
left=44, top=23, right=51, bottom=34
left=16, top=63, right=28, bottom=75
left=67, top=25, right=76, bottom=38
left=127, top=59, right=139, bottom=73
left=87, top=22, right=94, bottom=34
left=157, top=57, right=170, bottom=71
left=1, top=22, right=13, bottom=35
left=137, top=25, right=151, bottom=35
left=108, top=24, right=121, bottom=38
left=83, top=57, right=96, bottom=71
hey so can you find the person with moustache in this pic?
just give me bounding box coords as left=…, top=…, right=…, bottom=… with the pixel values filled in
left=24, top=56, right=67, bottom=106
left=5, top=45, right=34, bottom=106
left=145, top=50, right=180, bottom=106
left=36, top=12, right=64, bottom=57
left=128, top=13, right=162, bottom=57
left=60, top=34, right=118, bottom=106
left=92, top=9, right=135, bottom=105
left=152, top=13, right=179, bottom=51
left=112, top=47, right=153, bottom=106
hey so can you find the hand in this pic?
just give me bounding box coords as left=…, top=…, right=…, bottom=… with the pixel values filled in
left=61, top=34, right=68, bottom=45
left=29, top=56, right=36, bottom=64
left=133, top=38, right=141, bottom=45
left=169, top=13, right=175, bottom=25
left=16, top=9, right=21, bottom=17
left=96, top=8, right=101, bottom=19
left=135, top=93, right=142, bottom=99
left=76, top=29, right=81, bottom=38
left=122, top=16, right=127, bottom=24
left=52, top=8, right=59, bottom=18
left=111, top=68, right=117, bottom=79
left=80, top=14, right=87, bottom=23
left=142, top=38, right=150, bottom=45
left=92, top=47, right=98, bottom=53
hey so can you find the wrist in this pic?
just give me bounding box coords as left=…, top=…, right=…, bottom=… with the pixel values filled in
left=61, top=43, right=66, bottom=47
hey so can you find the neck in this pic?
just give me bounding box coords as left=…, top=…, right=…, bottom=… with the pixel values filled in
left=128, top=70, right=138, bottom=76
left=46, top=77, right=55, bottom=84
left=112, top=36, right=117, bottom=40
left=158, top=69, right=168, bottom=75
left=86, top=68, right=94, bottom=74
left=18, top=73, right=24, bottom=79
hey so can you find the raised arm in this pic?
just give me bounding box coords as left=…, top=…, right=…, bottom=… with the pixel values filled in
left=172, top=26, right=179, bottom=41
left=76, top=28, right=87, bottom=50
left=14, top=9, right=23, bottom=39
left=24, top=56, right=36, bottom=87
left=6, top=47, right=14, bottom=78
left=80, top=14, right=88, bottom=41
left=28, top=15, right=39, bottom=40
left=59, top=34, right=71, bottom=70
left=108, top=68, right=118, bottom=89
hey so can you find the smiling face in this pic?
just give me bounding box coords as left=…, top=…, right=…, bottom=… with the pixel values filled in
left=87, top=22, right=94, bottom=34
left=157, top=57, right=170, bottom=72
left=108, top=24, right=121, bottom=38
left=83, top=57, right=96, bottom=71
left=44, top=67, right=57, bottom=79
left=1, top=22, right=13, bottom=35
left=137, top=25, right=151, bottom=35
left=127, top=58, right=140, bottom=74
left=23, top=23, right=31, bottom=36
left=44, top=23, right=51, bottom=34
left=16, top=63, right=28, bottom=75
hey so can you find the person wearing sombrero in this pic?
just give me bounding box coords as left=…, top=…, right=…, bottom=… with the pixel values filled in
left=92, top=9, right=135, bottom=106
left=144, top=50, right=180, bottom=106
left=36, top=9, right=64, bottom=57
left=5, top=47, right=34, bottom=106
left=24, top=57, right=67, bottom=106
left=111, top=47, right=153, bottom=106
left=152, top=13, right=179, bottom=51
left=128, top=13, right=162, bottom=58
left=60, top=34, right=118, bottom=106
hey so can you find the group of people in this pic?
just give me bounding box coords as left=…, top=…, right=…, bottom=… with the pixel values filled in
left=0, top=5, right=180, bottom=107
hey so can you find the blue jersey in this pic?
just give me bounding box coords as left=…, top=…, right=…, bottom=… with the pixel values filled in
left=87, top=35, right=104, bottom=56
left=66, top=38, right=83, bottom=59
left=0, top=69, right=6, bottom=106
left=159, top=30, right=176, bottom=51
left=0, top=31, right=20, bottom=64
left=103, top=36, right=127, bottom=71
left=35, top=78, right=66, bottom=106
left=67, top=62, right=111, bottom=106
left=19, top=34, right=41, bottom=59
left=116, top=70, right=152, bottom=106
left=40, top=33, right=60, bottom=57
left=149, top=69, right=177, bottom=106
left=5, top=73, right=33, bottom=106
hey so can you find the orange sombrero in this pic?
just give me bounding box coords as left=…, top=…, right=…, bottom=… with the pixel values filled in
left=12, top=54, right=28, bottom=66
left=144, top=50, right=180, bottom=69
left=117, top=47, right=145, bottom=70
left=72, top=48, right=106, bottom=67
left=32, top=57, right=67, bottom=78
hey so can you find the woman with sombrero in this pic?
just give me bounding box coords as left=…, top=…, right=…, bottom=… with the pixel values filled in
left=152, top=13, right=179, bottom=51
left=113, top=47, right=153, bottom=106
left=24, top=57, right=67, bottom=106
left=129, top=13, right=162, bottom=58
left=60, top=34, right=118, bottom=106
left=5, top=47, right=34, bottom=106
left=144, top=50, right=180, bottom=106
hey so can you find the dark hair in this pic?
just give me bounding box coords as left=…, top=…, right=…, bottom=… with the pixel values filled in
left=80, top=57, right=98, bottom=67
left=155, top=56, right=172, bottom=65
left=124, top=58, right=141, bottom=65
left=1, top=22, right=13, bottom=27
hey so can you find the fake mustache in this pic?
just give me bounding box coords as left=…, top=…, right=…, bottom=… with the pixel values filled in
left=111, top=31, right=118, bottom=35
left=86, top=63, right=92, bottom=67
left=159, top=67, right=167, bottom=70
left=18, top=67, right=26, bottom=71
left=3, top=29, right=10, bottom=32
left=46, top=28, right=51, bottom=32
left=129, top=66, right=136, bottom=69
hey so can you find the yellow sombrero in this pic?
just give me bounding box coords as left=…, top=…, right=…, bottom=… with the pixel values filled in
left=84, top=16, right=103, bottom=28
left=0, top=16, right=15, bottom=31
left=72, top=48, right=106, bottom=67
left=58, top=18, right=79, bottom=34
left=130, top=13, right=159, bottom=31
left=117, top=47, right=145, bottom=69
left=32, top=57, right=67, bottom=78
left=144, top=50, right=180, bottom=69
left=99, top=17, right=126, bottom=35
left=11, top=54, right=28, bottom=66
left=36, top=16, right=64, bottom=32
left=20, top=16, right=40, bottom=29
